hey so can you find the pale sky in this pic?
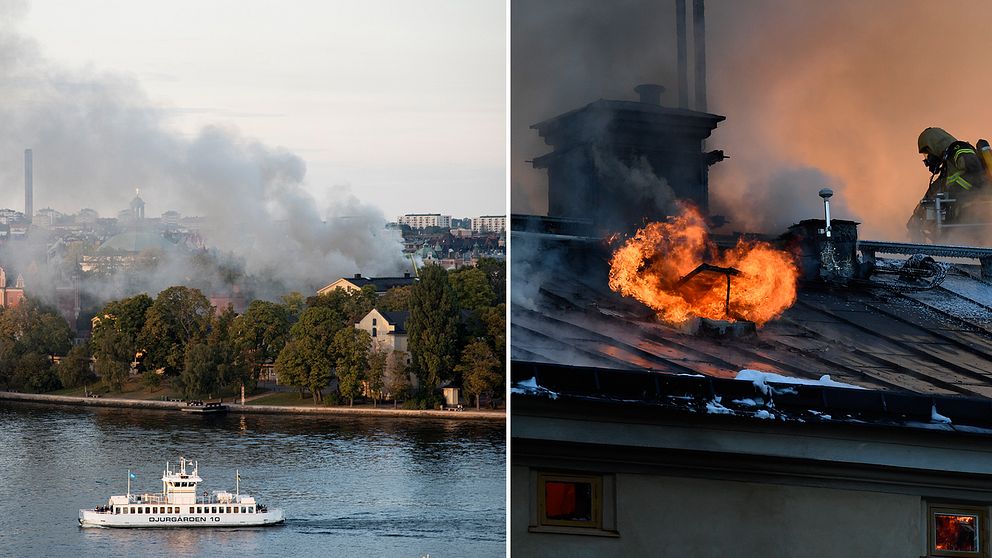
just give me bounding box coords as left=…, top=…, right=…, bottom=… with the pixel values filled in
left=15, top=0, right=505, bottom=220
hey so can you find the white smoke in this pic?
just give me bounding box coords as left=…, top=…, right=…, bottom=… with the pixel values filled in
left=0, top=3, right=406, bottom=302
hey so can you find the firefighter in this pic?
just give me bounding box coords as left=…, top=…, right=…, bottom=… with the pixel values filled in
left=909, top=127, right=986, bottom=237
left=919, top=127, right=984, bottom=191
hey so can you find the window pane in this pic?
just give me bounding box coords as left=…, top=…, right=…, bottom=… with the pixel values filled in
left=545, top=480, right=593, bottom=521
left=935, top=513, right=979, bottom=552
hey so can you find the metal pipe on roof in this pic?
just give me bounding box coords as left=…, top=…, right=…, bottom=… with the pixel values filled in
left=676, top=0, right=688, bottom=109
left=692, top=0, right=707, bottom=112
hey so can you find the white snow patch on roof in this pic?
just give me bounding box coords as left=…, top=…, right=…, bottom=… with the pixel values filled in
left=732, top=398, right=762, bottom=408
left=931, top=404, right=952, bottom=424
left=735, top=369, right=865, bottom=391
left=705, top=396, right=734, bottom=415
left=511, top=377, right=559, bottom=399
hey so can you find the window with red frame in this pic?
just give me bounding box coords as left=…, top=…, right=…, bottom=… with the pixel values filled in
left=929, top=504, right=989, bottom=558
left=538, top=473, right=601, bottom=529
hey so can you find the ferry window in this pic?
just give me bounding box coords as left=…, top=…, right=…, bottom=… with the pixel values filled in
left=212, top=507, right=217, bottom=514
left=929, top=504, right=989, bottom=557
left=227, top=506, right=232, bottom=513
left=249, top=507, right=254, bottom=514
left=174, top=507, right=180, bottom=514
left=114, top=507, right=119, bottom=515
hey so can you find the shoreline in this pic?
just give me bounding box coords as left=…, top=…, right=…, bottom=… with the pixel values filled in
left=0, top=391, right=505, bottom=421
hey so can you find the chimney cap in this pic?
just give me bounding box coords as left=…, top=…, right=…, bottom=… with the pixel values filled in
left=634, top=83, right=665, bottom=105
left=818, top=188, right=834, bottom=199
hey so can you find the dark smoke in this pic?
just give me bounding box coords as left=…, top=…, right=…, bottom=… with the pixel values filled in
left=513, top=0, right=992, bottom=240
left=0, top=3, right=406, bottom=304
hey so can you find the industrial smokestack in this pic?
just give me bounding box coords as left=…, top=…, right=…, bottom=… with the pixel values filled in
left=693, top=0, right=707, bottom=112
left=676, top=0, right=688, bottom=109
left=24, top=148, right=32, bottom=223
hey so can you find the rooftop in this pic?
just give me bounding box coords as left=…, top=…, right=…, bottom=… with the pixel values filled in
left=511, top=226, right=992, bottom=433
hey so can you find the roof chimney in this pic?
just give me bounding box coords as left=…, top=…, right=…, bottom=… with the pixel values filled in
left=354, top=273, right=362, bottom=279
left=634, top=83, right=665, bottom=105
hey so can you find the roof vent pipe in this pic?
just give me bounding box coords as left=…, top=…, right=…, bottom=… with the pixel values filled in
left=692, top=0, right=707, bottom=112
left=676, top=0, right=689, bottom=109
left=819, top=188, right=833, bottom=238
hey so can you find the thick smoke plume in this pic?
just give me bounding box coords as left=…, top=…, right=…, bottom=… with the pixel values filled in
left=0, top=3, right=406, bottom=302
left=513, top=0, right=992, bottom=240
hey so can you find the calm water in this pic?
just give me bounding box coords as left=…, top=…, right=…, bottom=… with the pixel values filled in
left=0, top=403, right=505, bottom=557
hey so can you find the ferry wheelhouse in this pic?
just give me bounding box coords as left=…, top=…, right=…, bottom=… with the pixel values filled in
left=79, top=457, right=284, bottom=528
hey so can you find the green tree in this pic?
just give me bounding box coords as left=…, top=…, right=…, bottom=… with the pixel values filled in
left=281, top=292, right=307, bottom=323
left=90, top=294, right=152, bottom=385
left=378, top=286, right=413, bottom=312
left=479, top=304, right=506, bottom=366
left=209, top=306, right=246, bottom=392
left=181, top=342, right=219, bottom=400
left=475, top=257, right=506, bottom=304
left=12, top=352, right=60, bottom=393
left=0, top=300, right=73, bottom=391
left=366, top=343, right=389, bottom=407
left=456, top=339, right=502, bottom=409
left=333, top=328, right=370, bottom=406
left=0, top=300, right=73, bottom=357
left=139, top=286, right=212, bottom=375
left=407, top=265, right=460, bottom=396
left=58, top=344, right=95, bottom=389
left=92, top=324, right=131, bottom=392
left=450, top=267, right=495, bottom=311
left=300, top=336, right=333, bottom=404
left=274, top=338, right=309, bottom=399
left=384, top=353, right=412, bottom=408
left=231, top=300, right=291, bottom=388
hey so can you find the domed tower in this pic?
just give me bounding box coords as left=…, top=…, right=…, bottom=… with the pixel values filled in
left=130, top=189, right=145, bottom=220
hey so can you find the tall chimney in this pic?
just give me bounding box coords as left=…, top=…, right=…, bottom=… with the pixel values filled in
left=693, top=0, right=707, bottom=112
left=24, top=149, right=32, bottom=223
left=676, top=0, right=689, bottom=109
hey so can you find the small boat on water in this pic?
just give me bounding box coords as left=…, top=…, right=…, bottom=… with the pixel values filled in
left=179, top=400, right=228, bottom=414
left=78, top=457, right=284, bottom=528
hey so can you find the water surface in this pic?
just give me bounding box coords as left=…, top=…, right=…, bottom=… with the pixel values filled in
left=0, top=403, right=505, bottom=557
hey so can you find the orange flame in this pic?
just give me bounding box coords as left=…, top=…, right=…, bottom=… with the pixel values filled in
left=608, top=206, right=799, bottom=326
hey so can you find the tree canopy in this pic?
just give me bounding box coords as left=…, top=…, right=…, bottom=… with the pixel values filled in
left=139, top=286, right=212, bottom=375
left=407, top=264, right=460, bottom=396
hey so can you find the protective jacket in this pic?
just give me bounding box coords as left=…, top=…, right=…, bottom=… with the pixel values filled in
left=918, top=127, right=984, bottom=193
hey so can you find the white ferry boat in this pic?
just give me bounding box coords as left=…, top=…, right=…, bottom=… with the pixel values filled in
left=79, top=457, right=284, bottom=528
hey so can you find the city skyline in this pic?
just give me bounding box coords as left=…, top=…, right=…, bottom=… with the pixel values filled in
left=2, top=0, right=505, bottom=219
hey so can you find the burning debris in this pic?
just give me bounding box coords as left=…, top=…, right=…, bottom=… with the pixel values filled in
left=608, top=205, right=798, bottom=326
